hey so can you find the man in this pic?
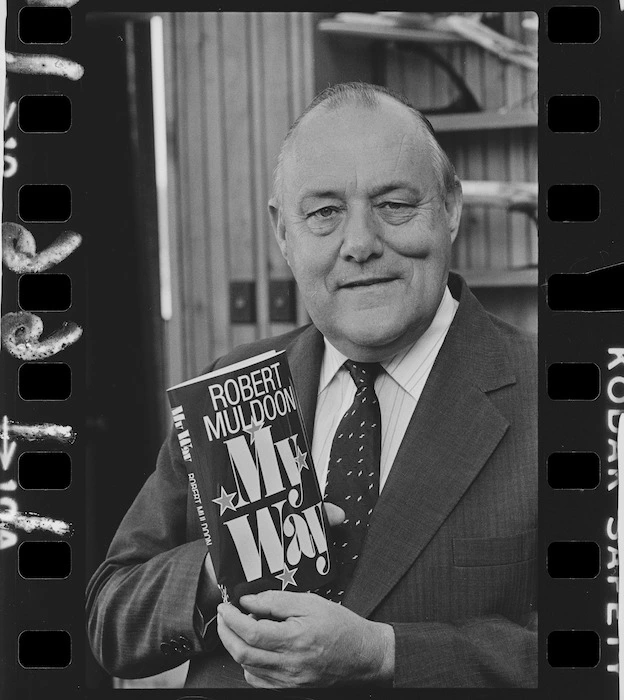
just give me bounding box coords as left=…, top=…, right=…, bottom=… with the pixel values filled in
left=87, top=82, right=537, bottom=688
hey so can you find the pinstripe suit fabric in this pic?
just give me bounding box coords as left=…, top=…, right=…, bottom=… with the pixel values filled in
left=86, top=274, right=537, bottom=688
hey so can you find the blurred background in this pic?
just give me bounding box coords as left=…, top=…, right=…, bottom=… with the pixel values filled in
left=83, top=11, right=538, bottom=688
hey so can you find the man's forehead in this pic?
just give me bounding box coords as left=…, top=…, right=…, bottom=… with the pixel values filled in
left=281, top=100, right=435, bottom=195
left=290, top=98, right=425, bottom=152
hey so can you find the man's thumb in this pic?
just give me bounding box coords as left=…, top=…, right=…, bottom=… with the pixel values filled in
left=323, top=502, right=346, bottom=527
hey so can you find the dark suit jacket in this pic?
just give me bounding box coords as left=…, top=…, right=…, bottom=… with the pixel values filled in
left=86, top=274, right=537, bottom=688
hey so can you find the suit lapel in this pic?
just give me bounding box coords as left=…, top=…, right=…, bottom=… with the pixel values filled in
left=285, top=324, right=324, bottom=442
left=344, top=279, right=516, bottom=617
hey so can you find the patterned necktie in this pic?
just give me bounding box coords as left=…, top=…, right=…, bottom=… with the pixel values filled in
left=318, top=360, right=382, bottom=603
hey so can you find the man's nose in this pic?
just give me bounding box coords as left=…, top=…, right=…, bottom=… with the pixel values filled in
left=339, top=205, right=384, bottom=263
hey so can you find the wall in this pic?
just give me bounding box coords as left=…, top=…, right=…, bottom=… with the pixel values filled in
left=163, top=12, right=315, bottom=387
left=383, top=14, right=538, bottom=274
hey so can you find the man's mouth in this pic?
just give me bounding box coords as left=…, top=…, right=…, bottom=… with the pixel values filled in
left=340, top=277, right=397, bottom=289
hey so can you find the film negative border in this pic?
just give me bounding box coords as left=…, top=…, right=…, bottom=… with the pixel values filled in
left=2, top=0, right=84, bottom=695
left=542, top=1, right=621, bottom=695
left=1, top=1, right=623, bottom=698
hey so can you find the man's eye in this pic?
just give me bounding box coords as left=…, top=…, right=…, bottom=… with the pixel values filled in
left=309, top=206, right=337, bottom=219
left=379, top=202, right=410, bottom=210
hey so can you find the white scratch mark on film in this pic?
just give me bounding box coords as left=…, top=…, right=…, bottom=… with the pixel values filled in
left=0, top=510, right=72, bottom=536
left=150, top=15, right=172, bottom=322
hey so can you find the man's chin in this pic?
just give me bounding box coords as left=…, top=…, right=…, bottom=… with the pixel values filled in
left=324, top=319, right=414, bottom=360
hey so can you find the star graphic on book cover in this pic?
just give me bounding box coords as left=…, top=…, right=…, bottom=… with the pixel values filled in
left=275, top=564, right=298, bottom=590
left=212, top=486, right=237, bottom=515
left=294, top=443, right=309, bottom=472
left=243, top=416, right=265, bottom=444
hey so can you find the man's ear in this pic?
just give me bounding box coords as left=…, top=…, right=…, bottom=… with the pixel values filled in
left=268, top=198, right=289, bottom=263
left=444, top=178, right=463, bottom=244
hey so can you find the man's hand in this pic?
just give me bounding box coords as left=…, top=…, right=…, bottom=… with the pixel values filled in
left=216, top=590, right=395, bottom=688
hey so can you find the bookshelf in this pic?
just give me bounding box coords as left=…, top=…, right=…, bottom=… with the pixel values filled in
left=428, top=109, right=536, bottom=132
left=317, top=18, right=538, bottom=135
left=458, top=268, right=537, bottom=288
left=460, top=180, right=537, bottom=208
left=317, top=18, right=463, bottom=45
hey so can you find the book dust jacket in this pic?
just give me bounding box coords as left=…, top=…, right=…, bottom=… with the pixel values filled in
left=167, top=351, right=334, bottom=605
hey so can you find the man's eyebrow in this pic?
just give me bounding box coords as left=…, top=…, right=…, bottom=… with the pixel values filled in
left=299, top=189, right=344, bottom=201
left=369, top=182, right=420, bottom=198
left=299, top=183, right=420, bottom=202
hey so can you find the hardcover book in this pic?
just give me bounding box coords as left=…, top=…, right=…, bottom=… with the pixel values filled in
left=167, top=350, right=334, bottom=606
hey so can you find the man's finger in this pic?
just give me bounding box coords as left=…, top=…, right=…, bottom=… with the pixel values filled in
left=217, top=602, right=288, bottom=651
left=216, top=611, right=282, bottom=668
left=243, top=667, right=279, bottom=688
left=323, top=502, right=346, bottom=527
left=239, top=589, right=320, bottom=619
left=244, top=665, right=317, bottom=692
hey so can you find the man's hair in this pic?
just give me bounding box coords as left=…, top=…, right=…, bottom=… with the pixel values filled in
left=272, top=81, right=458, bottom=205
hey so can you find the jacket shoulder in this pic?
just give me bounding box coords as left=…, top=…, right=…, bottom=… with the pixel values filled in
left=487, top=313, right=537, bottom=376
left=205, top=325, right=312, bottom=374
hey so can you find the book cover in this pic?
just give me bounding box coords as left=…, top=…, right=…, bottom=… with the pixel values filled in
left=167, top=350, right=334, bottom=606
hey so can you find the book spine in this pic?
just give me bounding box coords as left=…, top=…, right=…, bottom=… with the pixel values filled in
left=170, top=403, right=213, bottom=548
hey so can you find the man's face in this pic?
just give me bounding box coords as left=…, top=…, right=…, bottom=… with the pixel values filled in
left=270, top=98, right=462, bottom=361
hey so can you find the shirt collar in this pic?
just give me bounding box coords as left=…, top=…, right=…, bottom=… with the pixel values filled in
left=318, top=286, right=459, bottom=399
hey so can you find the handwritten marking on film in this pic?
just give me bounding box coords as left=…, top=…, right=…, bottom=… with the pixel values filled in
left=26, top=0, right=81, bottom=6
left=0, top=416, right=75, bottom=549
left=2, top=1, right=82, bottom=551
left=7, top=421, right=76, bottom=444
left=1, top=312, right=83, bottom=360
left=3, top=101, right=17, bottom=178
left=0, top=510, right=18, bottom=549
left=0, top=416, right=17, bottom=471
left=1, top=224, right=84, bottom=359
left=4, top=135, right=17, bottom=179
left=4, top=100, right=16, bottom=131
left=3, top=223, right=82, bottom=273
left=0, top=417, right=18, bottom=549
left=0, top=509, right=71, bottom=536
left=6, top=52, right=84, bottom=81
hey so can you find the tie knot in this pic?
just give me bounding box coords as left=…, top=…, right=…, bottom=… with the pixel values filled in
left=344, top=360, right=382, bottom=388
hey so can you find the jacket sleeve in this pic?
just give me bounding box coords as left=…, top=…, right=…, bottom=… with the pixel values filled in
left=86, top=426, right=222, bottom=679
left=389, top=611, right=537, bottom=687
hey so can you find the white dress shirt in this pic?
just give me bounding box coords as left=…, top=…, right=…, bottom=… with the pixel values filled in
left=311, top=286, right=459, bottom=494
